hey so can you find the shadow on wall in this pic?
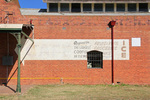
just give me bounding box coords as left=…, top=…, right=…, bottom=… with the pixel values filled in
left=0, top=27, right=33, bottom=85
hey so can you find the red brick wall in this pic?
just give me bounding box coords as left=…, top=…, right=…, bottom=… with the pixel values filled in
left=0, top=0, right=150, bottom=85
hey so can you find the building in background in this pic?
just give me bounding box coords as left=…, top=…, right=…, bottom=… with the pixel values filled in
left=0, top=0, right=150, bottom=86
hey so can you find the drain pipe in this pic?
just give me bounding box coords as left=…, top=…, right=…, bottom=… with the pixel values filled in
left=21, top=31, right=34, bottom=43
left=109, top=21, right=116, bottom=85
left=21, top=31, right=34, bottom=63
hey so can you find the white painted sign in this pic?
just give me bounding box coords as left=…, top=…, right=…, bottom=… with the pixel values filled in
left=21, top=39, right=129, bottom=61
left=132, top=38, right=141, bottom=47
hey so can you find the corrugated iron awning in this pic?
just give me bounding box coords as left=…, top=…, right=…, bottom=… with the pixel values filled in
left=0, top=24, right=33, bottom=32
left=0, top=24, right=23, bottom=32
left=0, top=24, right=34, bottom=93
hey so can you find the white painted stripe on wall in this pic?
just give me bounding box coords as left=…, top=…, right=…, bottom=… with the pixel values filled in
left=21, top=39, right=129, bottom=61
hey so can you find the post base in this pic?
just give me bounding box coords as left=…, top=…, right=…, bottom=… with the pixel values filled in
left=16, top=85, right=21, bottom=93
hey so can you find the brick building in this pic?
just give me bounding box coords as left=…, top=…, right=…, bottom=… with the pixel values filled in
left=0, top=0, right=150, bottom=87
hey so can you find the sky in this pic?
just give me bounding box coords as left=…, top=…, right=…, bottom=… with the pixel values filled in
left=18, top=0, right=47, bottom=9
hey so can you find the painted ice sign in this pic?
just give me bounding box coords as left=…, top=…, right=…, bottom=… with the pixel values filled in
left=21, top=39, right=129, bottom=61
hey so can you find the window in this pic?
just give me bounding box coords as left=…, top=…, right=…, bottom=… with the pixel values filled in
left=94, top=4, right=103, bottom=12
left=83, top=4, right=92, bottom=12
left=72, top=3, right=81, bottom=12
left=139, top=3, right=148, bottom=12
left=49, top=3, right=58, bottom=12
left=117, top=4, right=125, bottom=12
left=87, top=50, right=103, bottom=68
left=128, top=3, right=136, bottom=12
left=106, top=4, right=114, bottom=12
left=48, top=3, right=149, bottom=14
left=61, top=3, right=69, bottom=12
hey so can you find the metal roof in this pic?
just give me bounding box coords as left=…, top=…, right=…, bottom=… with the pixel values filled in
left=43, top=0, right=150, bottom=3
left=20, top=8, right=150, bottom=16
left=0, top=24, right=33, bottom=32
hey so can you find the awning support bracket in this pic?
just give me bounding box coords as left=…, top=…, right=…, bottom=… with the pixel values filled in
left=10, top=31, right=34, bottom=93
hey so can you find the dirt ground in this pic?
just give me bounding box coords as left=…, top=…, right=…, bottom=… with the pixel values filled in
left=0, top=85, right=34, bottom=95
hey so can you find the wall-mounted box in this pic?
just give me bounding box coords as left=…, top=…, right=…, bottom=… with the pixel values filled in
left=2, top=56, right=13, bottom=66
